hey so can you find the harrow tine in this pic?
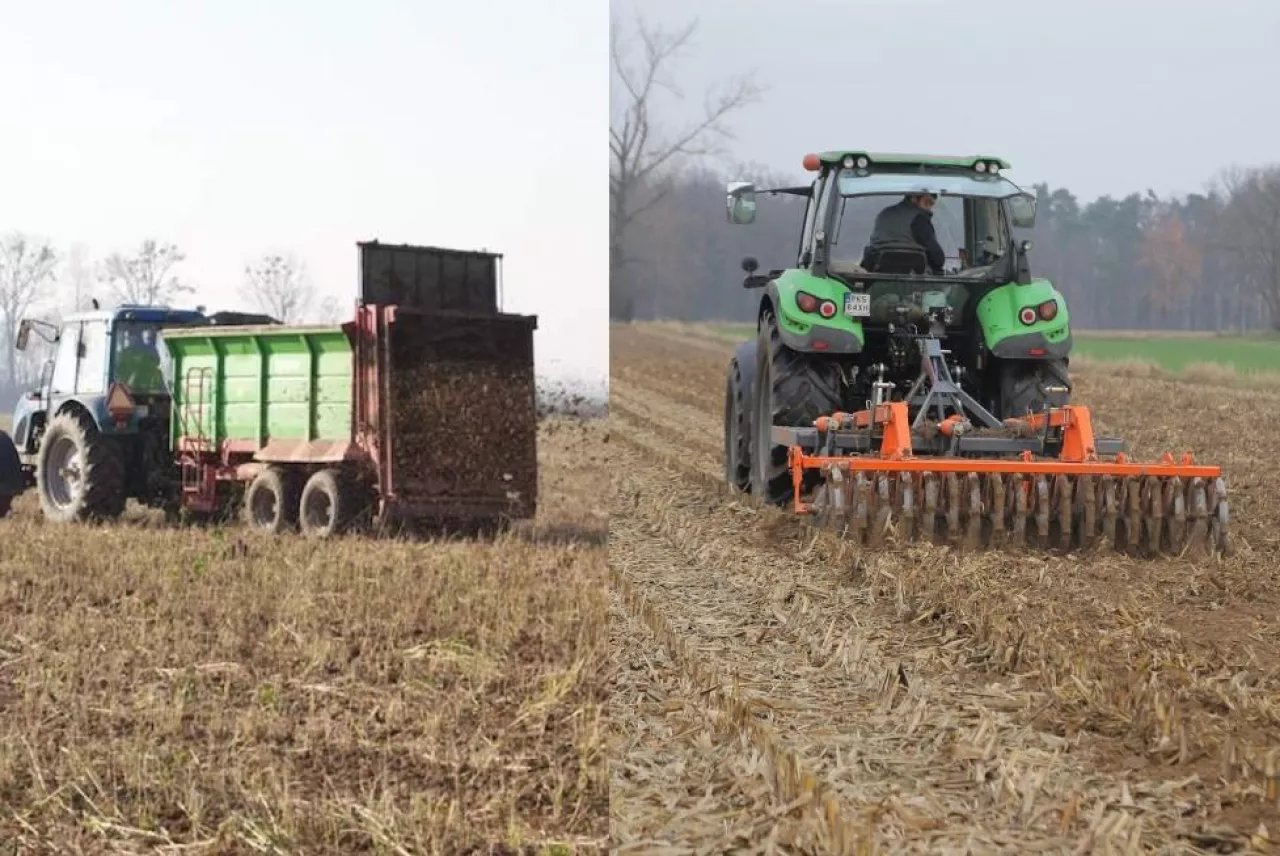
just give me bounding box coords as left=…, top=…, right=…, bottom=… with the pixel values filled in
left=964, top=472, right=983, bottom=549
left=853, top=472, right=872, bottom=545
left=922, top=473, right=938, bottom=544
left=1034, top=476, right=1050, bottom=543
left=1210, top=477, right=1229, bottom=553
left=898, top=473, right=916, bottom=542
left=1054, top=475, right=1073, bottom=551
left=1165, top=477, right=1185, bottom=554
left=870, top=475, right=892, bottom=547
left=944, top=473, right=961, bottom=545
left=1143, top=476, right=1162, bottom=555
left=1011, top=477, right=1028, bottom=547
left=986, top=474, right=1007, bottom=547
left=817, top=466, right=848, bottom=537
left=1078, top=475, right=1096, bottom=550
left=1187, top=477, right=1208, bottom=557
left=1099, top=475, right=1117, bottom=549
left=1124, top=477, right=1141, bottom=554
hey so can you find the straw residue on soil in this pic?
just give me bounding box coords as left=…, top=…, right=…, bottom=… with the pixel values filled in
left=608, top=322, right=1280, bottom=854
left=0, top=415, right=608, bottom=854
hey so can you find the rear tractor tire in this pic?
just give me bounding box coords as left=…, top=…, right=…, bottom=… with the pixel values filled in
left=996, top=358, right=1071, bottom=420
left=751, top=309, right=846, bottom=506
left=244, top=466, right=301, bottom=535
left=298, top=468, right=361, bottom=539
left=36, top=409, right=126, bottom=524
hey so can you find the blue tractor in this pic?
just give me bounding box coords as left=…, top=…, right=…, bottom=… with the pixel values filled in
left=9, top=303, right=279, bottom=523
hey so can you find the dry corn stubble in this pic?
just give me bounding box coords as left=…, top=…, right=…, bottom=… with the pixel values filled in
left=609, top=586, right=832, bottom=854
left=0, top=415, right=608, bottom=854
left=608, top=322, right=1280, bottom=852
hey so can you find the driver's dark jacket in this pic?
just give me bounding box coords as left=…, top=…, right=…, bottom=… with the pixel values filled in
left=865, top=199, right=946, bottom=273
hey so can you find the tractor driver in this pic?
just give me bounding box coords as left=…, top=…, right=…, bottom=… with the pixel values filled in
left=861, top=192, right=947, bottom=275
left=115, top=326, right=165, bottom=392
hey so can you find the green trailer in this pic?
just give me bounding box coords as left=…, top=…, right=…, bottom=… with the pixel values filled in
left=161, top=304, right=539, bottom=536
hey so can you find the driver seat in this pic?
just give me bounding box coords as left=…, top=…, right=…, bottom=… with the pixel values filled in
left=861, top=242, right=928, bottom=275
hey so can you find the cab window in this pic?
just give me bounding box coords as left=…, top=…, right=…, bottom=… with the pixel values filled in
left=50, top=324, right=79, bottom=395
left=76, top=320, right=107, bottom=395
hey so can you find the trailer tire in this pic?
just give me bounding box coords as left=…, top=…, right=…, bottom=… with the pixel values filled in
left=298, top=468, right=358, bottom=539
left=36, top=409, right=126, bottom=524
left=244, top=466, right=301, bottom=535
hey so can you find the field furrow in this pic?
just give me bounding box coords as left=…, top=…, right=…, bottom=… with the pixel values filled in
left=609, top=322, right=1280, bottom=852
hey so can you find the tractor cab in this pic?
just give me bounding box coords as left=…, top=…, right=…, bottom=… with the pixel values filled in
left=726, top=152, right=1040, bottom=332
left=10, top=305, right=209, bottom=475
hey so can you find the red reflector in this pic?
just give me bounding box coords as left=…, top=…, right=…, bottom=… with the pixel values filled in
left=796, top=292, right=818, bottom=313
left=106, top=383, right=134, bottom=417
left=812, top=340, right=829, bottom=351
left=1029, top=347, right=1046, bottom=356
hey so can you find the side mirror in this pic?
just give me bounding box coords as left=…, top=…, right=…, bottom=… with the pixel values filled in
left=725, top=181, right=757, bottom=225
left=1008, top=193, right=1037, bottom=229
left=15, top=320, right=30, bottom=352
left=741, top=256, right=759, bottom=274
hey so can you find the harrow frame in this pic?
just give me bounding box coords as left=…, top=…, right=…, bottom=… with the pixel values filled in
left=771, top=316, right=1229, bottom=555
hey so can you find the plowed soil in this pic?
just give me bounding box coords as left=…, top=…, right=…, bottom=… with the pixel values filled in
left=609, top=322, right=1280, bottom=855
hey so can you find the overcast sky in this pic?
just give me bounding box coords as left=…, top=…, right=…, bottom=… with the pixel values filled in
left=0, top=0, right=606, bottom=386
left=611, top=0, right=1280, bottom=202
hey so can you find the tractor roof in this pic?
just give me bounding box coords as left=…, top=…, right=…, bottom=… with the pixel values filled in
left=63, top=305, right=207, bottom=325
left=810, top=151, right=1012, bottom=171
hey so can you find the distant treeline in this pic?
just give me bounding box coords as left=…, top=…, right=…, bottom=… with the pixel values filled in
left=611, top=162, right=1280, bottom=333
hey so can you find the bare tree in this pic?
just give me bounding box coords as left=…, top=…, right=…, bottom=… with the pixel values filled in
left=240, top=253, right=316, bottom=323
left=311, top=293, right=346, bottom=324
left=610, top=14, right=763, bottom=320
left=63, top=241, right=95, bottom=311
left=0, top=233, right=59, bottom=387
left=98, top=239, right=192, bottom=305
left=1214, top=164, right=1280, bottom=329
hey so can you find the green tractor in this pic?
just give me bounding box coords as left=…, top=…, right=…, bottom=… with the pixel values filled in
left=723, top=151, right=1228, bottom=556
left=723, top=151, right=1072, bottom=506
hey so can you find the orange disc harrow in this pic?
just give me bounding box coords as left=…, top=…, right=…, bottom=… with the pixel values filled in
left=782, top=402, right=1229, bottom=556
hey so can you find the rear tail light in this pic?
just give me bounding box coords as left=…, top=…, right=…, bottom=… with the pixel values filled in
left=1019, top=307, right=1037, bottom=325
left=1037, top=300, right=1058, bottom=321
left=796, top=291, right=837, bottom=319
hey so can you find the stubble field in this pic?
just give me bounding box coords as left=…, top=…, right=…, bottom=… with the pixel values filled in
left=0, top=414, right=609, bottom=855
left=608, top=322, right=1280, bottom=855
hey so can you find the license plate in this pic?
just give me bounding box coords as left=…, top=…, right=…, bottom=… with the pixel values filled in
left=844, top=292, right=870, bottom=317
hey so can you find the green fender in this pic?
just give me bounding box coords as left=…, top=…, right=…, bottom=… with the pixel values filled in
left=976, top=279, right=1072, bottom=359
left=760, top=269, right=864, bottom=354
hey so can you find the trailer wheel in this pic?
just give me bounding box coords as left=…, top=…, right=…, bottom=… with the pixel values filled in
left=298, top=468, right=357, bottom=539
left=244, top=466, right=300, bottom=534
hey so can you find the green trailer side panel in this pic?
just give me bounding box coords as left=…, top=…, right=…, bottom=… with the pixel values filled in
left=162, top=325, right=353, bottom=453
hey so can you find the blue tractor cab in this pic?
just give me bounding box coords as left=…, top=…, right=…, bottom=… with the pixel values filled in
left=10, top=303, right=279, bottom=523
